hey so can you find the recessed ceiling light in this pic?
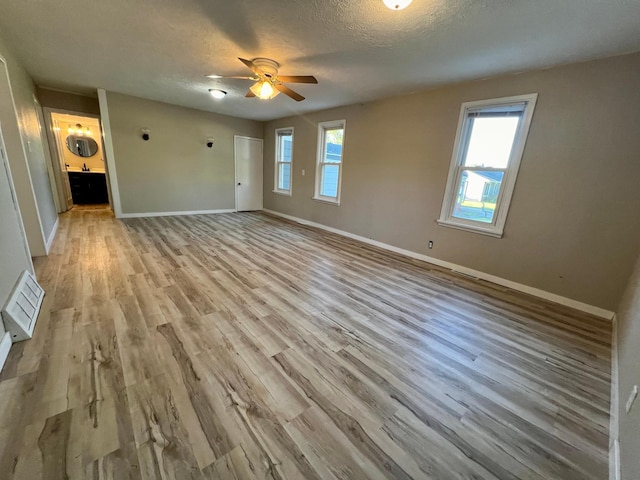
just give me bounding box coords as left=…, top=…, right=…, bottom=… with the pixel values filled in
left=209, top=89, right=227, bottom=99
left=383, top=0, right=413, bottom=10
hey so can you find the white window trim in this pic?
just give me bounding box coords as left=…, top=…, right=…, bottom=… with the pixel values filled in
left=273, top=126, right=294, bottom=196
left=437, top=93, right=538, bottom=238
left=313, top=119, right=346, bottom=205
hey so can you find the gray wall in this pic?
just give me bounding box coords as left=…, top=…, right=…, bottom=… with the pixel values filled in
left=36, top=87, right=100, bottom=116
left=264, top=52, right=640, bottom=311
left=617, top=253, right=640, bottom=480
left=106, top=92, right=263, bottom=214
left=0, top=35, right=58, bottom=256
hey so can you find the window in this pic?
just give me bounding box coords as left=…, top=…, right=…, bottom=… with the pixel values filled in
left=438, top=94, right=538, bottom=237
left=274, top=127, right=293, bottom=195
left=314, top=120, right=346, bottom=204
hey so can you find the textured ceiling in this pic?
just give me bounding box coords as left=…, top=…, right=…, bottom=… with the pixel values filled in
left=1, top=0, right=639, bottom=121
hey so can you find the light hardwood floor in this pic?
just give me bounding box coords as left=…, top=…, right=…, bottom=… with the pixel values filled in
left=0, top=207, right=611, bottom=479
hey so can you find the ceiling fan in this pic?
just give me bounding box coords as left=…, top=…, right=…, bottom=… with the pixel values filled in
left=208, top=58, right=318, bottom=102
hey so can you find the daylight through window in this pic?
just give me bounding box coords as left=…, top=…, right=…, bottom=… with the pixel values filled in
left=314, top=120, right=346, bottom=204
left=438, top=94, right=538, bottom=237
left=274, top=128, right=293, bottom=194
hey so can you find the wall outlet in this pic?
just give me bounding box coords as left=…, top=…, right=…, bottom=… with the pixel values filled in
left=626, top=385, right=638, bottom=414
left=428, top=240, right=434, bottom=249
left=302, top=169, right=305, bottom=176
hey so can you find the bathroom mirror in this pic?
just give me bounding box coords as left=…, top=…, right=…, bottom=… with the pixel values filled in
left=66, top=135, right=99, bottom=157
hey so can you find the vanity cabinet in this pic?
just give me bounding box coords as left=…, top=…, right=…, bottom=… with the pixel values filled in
left=68, top=172, right=108, bottom=204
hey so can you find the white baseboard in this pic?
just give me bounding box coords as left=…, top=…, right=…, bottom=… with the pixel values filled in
left=262, top=208, right=615, bottom=320
left=610, top=439, right=621, bottom=480
left=45, top=216, right=59, bottom=254
left=610, top=314, right=621, bottom=480
left=118, top=208, right=236, bottom=219
left=0, top=332, right=11, bottom=373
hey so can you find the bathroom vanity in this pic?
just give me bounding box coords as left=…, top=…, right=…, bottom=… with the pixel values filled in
left=68, top=171, right=108, bottom=204
left=63, top=128, right=108, bottom=204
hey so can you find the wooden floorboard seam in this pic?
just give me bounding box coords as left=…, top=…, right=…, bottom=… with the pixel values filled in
left=0, top=207, right=611, bottom=479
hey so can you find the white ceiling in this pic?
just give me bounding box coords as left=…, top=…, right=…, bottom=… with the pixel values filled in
left=1, top=0, right=639, bottom=121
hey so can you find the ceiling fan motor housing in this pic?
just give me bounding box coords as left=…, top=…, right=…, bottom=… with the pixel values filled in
left=252, top=58, right=280, bottom=78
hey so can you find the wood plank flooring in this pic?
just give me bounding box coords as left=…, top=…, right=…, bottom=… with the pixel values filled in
left=0, top=206, right=611, bottom=479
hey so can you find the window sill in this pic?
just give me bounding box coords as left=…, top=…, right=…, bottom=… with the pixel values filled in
left=437, top=219, right=503, bottom=238
left=312, top=196, right=340, bottom=206
left=272, top=190, right=292, bottom=197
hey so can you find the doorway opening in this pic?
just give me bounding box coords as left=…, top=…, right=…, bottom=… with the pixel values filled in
left=44, top=110, right=112, bottom=212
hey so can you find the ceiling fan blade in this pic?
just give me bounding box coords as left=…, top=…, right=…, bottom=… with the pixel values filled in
left=206, top=75, right=256, bottom=80
left=245, top=90, right=256, bottom=98
left=276, top=75, right=318, bottom=84
left=274, top=84, right=305, bottom=102
left=238, top=57, right=260, bottom=74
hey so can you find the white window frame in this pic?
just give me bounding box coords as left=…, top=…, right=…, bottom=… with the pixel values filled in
left=437, top=93, right=538, bottom=238
left=273, top=127, right=294, bottom=196
left=313, top=119, right=346, bottom=205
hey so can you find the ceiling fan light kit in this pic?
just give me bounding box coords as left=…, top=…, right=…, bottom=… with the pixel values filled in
left=208, top=89, right=227, bottom=99
left=383, top=0, right=413, bottom=10
left=207, top=57, right=318, bottom=102
left=249, top=80, right=279, bottom=100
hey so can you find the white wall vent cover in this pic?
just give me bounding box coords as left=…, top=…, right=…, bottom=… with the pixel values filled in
left=1, top=270, right=45, bottom=342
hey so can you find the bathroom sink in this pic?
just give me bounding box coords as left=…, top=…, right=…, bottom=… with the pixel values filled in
left=67, top=168, right=106, bottom=174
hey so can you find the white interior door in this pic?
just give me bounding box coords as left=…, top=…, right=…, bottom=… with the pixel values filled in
left=43, top=112, right=73, bottom=212
left=33, top=97, right=61, bottom=213
left=235, top=136, right=263, bottom=211
left=0, top=126, right=33, bottom=280
left=53, top=119, right=73, bottom=210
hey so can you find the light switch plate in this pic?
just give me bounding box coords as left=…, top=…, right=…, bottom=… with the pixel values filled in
left=625, top=385, right=638, bottom=414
